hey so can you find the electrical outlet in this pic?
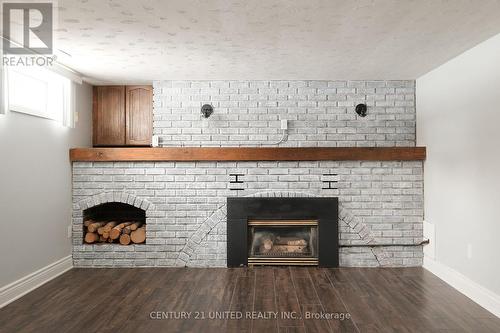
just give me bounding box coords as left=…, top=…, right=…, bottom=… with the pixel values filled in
left=152, top=135, right=159, bottom=147
left=67, top=225, right=72, bottom=238
left=467, top=243, right=472, bottom=259
left=280, top=119, right=288, bottom=130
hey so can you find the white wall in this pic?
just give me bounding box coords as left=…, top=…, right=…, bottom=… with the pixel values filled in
left=0, top=81, right=92, bottom=288
left=417, top=33, right=500, bottom=296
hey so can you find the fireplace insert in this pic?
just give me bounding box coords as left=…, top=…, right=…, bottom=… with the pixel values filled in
left=227, top=197, right=338, bottom=267
left=248, top=219, right=318, bottom=265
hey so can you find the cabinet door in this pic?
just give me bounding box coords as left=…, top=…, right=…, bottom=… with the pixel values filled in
left=93, top=86, right=126, bottom=146
left=125, top=85, right=152, bottom=146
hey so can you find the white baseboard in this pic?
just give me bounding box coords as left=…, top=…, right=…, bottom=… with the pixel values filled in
left=0, top=256, right=73, bottom=308
left=424, top=257, right=500, bottom=318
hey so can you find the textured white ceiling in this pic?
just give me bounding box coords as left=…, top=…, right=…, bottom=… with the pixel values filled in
left=53, top=0, right=500, bottom=84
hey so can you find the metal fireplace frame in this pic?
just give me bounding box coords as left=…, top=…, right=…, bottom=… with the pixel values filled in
left=247, top=219, right=319, bottom=266
left=227, top=197, right=338, bottom=268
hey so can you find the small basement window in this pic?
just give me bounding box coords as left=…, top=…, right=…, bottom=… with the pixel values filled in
left=6, top=66, right=73, bottom=126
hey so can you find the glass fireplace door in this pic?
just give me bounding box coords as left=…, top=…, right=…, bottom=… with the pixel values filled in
left=247, top=220, right=318, bottom=265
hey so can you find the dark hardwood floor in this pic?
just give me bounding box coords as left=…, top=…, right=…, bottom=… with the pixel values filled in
left=1, top=267, right=498, bottom=333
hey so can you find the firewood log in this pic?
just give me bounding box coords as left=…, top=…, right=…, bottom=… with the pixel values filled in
left=130, top=226, right=146, bottom=244
left=275, top=237, right=307, bottom=246
left=102, top=231, right=110, bottom=239
left=104, top=221, right=117, bottom=231
left=258, top=234, right=275, bottom=253
left=262, top=238, right=274, bottom=251
left=84, top=232, right=99, bottom=244
left=87, top=222, right=106, bottom=233
left=99, top=235, right=106, bottom=242
left=97, top=221, right=117, bottom=235
left=109, top=222, right=132, bottom=240
left=272, top=244, right=306, bottom=253
left=122, top=222, right=142, bottom=235
left=84, top=219, right=95, bottom=227
left=119, top=233, right=131, bottom=245
left=286, top=239, right=307, bottom=246
left=130, top=222, right=143, bottom=231
left=130, top=222, right=144, bottom=231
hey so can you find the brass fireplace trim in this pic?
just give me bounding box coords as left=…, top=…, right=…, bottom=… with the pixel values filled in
left=248, top=219, right=318, bottom=226
left=248, top=257, right=318, bottom=266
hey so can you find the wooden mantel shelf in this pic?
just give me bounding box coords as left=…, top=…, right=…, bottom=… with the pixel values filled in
left=70, top=147, right=426, bottom=162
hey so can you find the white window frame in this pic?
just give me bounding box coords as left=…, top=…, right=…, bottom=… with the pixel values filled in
left=0, top=68, right=4, bottom=115
left=0, top=51, right=5, bottom=115
left=8, top=68, right=49, bottom=118
left=5, top=65, right=74, bottom=127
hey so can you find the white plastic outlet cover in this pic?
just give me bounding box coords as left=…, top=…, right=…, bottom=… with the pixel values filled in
left=280, top=119, right=288, bottom=130
left=152, top=135, right=159, bottom=147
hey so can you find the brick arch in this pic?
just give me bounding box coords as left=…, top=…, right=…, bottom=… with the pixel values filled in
left=175, top=190, right=386, bottom=267
left=75, top=191, right=155, bottom=213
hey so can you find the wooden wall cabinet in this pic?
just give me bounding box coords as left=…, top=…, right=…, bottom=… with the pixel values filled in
left=125, top=86, right=153, bottom=146
left=93, top=85, right=152, bottom=146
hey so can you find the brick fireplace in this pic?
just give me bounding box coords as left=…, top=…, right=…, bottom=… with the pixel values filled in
left=72, top=160, right=423, bottom=267
left=72, top=80, right=423, bottom=268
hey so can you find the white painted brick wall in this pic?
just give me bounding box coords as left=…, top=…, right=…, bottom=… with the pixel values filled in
left=72, top=80, right=422, bottom=268
left=72, top=161, right=423, bottom=268
left=153, top=80, right=415, bottom=147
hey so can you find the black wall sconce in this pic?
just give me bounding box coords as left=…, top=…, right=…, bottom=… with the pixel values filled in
left=201, top=104, right=214, bottom=118
left=355, top=103, right=367, bottom=117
